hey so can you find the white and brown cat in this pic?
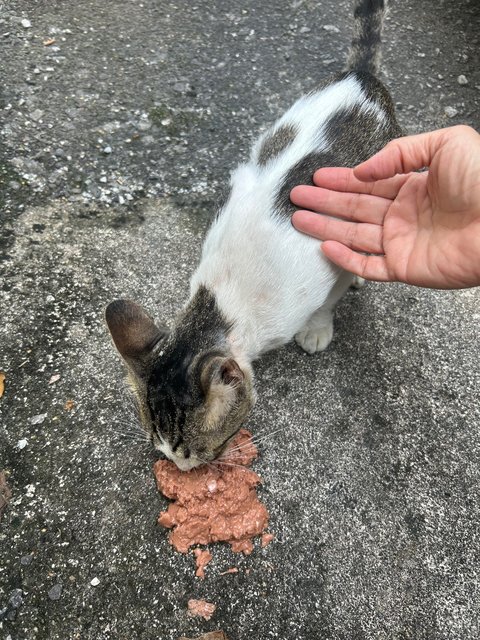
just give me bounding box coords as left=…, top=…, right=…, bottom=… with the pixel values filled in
left=106, top=0, right=401, bottom=470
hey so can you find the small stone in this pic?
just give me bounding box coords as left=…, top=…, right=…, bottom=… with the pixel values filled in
left=137, top=120, right=151, bottom=131
left=173, top=81, right=191, bottom=93
left=457, top=75, right=468, bottom=85
left=16, top=439, right=28, bottom=450
left=25, top=484, right=35, bottom=497
left=444, top=106, right=458, bottom=118
left=90, top=577, right=100, bottom=586
left=21, top=18, right=32, bottom=28
left=103, top=146, right=112, bottom=154
left=8, top=589, right=23, bottom=609
left=323, top=25, right=340, bottom=33
left=299, top=26, right=311, bottom=34
left=99, top=176, right=107, bottom=183
left=48, top=374, right=60, bottom=384
left=48, top=583, right=63, bottom=601
left=30, top=109, right=44, bottom=122
left=21, top=554, right=34, bottom=566
left=30, top=413, right=47, bottom=425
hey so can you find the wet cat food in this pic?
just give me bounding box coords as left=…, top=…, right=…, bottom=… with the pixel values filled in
left=154, top=429, right=270, bottom=572
left=187, top=599, right=216, bottom=620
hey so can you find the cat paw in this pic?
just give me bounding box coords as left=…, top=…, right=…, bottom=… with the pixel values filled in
left=295, top=324, right=333, bottom=354
left=351, top=275, right=365, bottom=289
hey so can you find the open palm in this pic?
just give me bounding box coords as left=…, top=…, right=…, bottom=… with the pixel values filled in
left=291, top=126, right=480, bottom=289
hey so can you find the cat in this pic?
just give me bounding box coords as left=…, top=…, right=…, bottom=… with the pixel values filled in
left=106, top=0, right=402, bottom=470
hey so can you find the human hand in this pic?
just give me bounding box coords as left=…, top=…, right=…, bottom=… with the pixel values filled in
left=290, top=125, right=480, bottom=289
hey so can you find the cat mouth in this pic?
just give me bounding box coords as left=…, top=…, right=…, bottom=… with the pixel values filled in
left=152, top=437, right=204, bottom=471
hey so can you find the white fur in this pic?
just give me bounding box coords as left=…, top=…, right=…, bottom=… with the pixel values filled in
left=155, top=437, right=201, bottom=471
left=189, top=75, right=384, bottom=362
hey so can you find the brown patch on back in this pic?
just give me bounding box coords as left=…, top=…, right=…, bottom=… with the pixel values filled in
left=257, top=123, right=298, bottom=166
left=275, top=96, right=401, bottom=218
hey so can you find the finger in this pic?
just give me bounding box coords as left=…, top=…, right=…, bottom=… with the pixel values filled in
left=354, top=129, right=452, bottom=181
left=321, top=241, right=392, bottom=282
left=312, top=167, right=409, bottom=200
left=292, top=210, right=383, bottom=254
left=290, top=185, right=390, bottom=225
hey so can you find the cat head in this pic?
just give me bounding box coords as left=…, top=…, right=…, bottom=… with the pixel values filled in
left=105, top=298, right=255, bottom=470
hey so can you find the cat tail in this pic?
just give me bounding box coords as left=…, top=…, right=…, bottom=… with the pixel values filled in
left=345, top=0, right=386, bottom=75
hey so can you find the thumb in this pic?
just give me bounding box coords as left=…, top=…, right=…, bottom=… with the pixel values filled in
left=354, top=128, right=451, bottom=181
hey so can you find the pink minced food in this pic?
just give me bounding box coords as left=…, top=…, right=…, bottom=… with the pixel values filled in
left=154, top=429, right=271, bottom=563
left=187, top=599, right=216, bottom=621
left=193, top=549, right=212, bottom=579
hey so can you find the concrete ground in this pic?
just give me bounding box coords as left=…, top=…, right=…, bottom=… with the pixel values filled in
left=1, top=1, right=479, bottom=639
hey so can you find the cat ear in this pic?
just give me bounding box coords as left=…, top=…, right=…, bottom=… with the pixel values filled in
left=105, top=299, right=168, bottom=373
left=219, top=358, right=245, bottom=386
left=200, top=355, right=245, bottom=390
left=199, top=356, right=246, bottom=429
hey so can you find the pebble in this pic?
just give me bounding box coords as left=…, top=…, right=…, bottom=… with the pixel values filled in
left=30, top=109, right=44, bottom=122
left=21, top=554, right=34, bottom=566
left=21, top=18, right=32, bottom=28
left=90, top=577, right=100, bottom=586
left=8, top=589, right=24, bottom=609
left=25, top=484, right=36, bottom=497
left=444, top=106, right=458, bottom=118
left=173, top=81, right=190, bottom=93
left=16, top=439, right=28, bottom=450
left=103, top=146, right=112, bottom=154
left=30, top=413, right=47, bottom=425
left=323, top=25, right=340, bottom=33
left=457, top=74, right=468, bottom=85
left=48, top=583, right=63, bottom=601
left=136, top=120, right=152, bottom=131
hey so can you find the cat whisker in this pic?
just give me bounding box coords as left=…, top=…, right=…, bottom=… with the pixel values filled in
left=225, top=429, right=281, bottom=455
left=210, top=459, right=247, bottom=470
left=115, top=428, right=149, bottom=440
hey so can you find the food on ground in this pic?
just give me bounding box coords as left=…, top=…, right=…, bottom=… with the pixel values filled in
left=178, top=631, right=229, bottom=640
left=0, top=372, right=5, bottom=398
left=218, top=567, right=239, bottom=576
left=187, top=599, right=216, bottom=621
left=193, top=548, right=212, bottom=579
left=261, top=533, right=274, bottom=548
left=154, top=429, right=271, bottom=562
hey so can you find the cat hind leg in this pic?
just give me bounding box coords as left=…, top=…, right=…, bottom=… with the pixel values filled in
left=295, top=271, right=354, bottom=354
left=351, top=275, right=365, bottom=289
left=295, top=307, right=334, bottom=354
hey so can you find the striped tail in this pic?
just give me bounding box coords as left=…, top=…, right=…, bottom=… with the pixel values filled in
left=345, top=0, right=386, bottom=75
